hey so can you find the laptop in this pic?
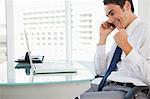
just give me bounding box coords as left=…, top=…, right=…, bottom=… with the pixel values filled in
left=24, top=30, right=77, bottom=74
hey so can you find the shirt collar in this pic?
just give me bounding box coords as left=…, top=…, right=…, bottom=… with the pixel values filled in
left=126, top=17, right=142, bottom=36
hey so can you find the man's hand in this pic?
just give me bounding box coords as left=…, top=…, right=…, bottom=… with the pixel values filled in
left=98, top=21, right=115, bottom=45
left=114, top=29, right=132, bottom=55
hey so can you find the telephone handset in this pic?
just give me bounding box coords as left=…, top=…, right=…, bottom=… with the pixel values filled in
left=25, top=52, right=30, bottom=63
left=15, top=52, right=44, bottom=63
left=108, top=23, right=116, bottom=29
left=24, top=52, right=44, bottom=63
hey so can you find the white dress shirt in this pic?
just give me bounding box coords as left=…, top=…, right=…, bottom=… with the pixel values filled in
left=94, top=18, right=150, bottom=86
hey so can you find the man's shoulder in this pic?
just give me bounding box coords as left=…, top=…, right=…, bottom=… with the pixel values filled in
left=136, top=21, right=150, bottom=31
left=139, top=20, right=150, bottom=28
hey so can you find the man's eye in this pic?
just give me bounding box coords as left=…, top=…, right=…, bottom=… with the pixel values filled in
left=110, top=12, right=114, bottom=16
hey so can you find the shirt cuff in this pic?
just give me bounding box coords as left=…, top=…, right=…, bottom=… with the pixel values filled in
left=125, top=49, right=142, bottom=66
left=96, top=45, right=106, bottom=56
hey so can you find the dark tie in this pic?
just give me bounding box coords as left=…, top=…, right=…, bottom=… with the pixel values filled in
left=98, top=46, right=122, bottom=91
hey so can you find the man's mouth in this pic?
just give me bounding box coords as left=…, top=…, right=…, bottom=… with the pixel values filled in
left=113, top=19, right=120, bottom=27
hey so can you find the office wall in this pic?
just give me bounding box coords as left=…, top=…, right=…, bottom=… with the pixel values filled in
left=138, top=0, right=150, bottom=24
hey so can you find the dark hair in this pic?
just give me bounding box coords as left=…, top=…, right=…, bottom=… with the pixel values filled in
left=103, top=0, right=134, bottom=13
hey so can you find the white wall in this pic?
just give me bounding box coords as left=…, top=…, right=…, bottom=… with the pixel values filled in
left=138, top=0, right=150, bottom=24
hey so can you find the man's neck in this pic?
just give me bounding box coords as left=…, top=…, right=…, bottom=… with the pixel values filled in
left=126, top=13, right=137, bottom=28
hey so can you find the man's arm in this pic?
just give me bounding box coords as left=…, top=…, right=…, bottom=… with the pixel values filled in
left=125, top=38, right=150, bottom=85
left=114, top=29, right=150, bottom=85
left=94, top=45, right=107, bottom=75
left=113, top=29, right=132, bottom=56
left=94, top=21, right=115, bottom=75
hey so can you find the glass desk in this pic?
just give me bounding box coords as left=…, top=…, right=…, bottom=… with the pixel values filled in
left=0, top=62, right=94, bottom=99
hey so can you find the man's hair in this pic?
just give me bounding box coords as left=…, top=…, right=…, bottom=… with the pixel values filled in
left=103, top=0, right=134, bottom=13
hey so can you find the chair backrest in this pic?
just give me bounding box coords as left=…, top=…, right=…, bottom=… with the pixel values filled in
left=124, top=86, right=150, bottom=99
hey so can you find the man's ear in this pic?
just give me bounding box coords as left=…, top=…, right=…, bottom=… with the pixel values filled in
left=123, top=1, right=131, bottom=11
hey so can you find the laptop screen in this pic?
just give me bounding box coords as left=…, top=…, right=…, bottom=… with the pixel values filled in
left=24, top=30, right=36, bottom=73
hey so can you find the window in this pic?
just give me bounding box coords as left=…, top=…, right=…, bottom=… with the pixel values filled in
left=0, top=0, right=7, bottom=80
left=71, top=0, right=105, bottom=61
left=13, top=0, right=66, bottom=61
left=0, top=0, right=6, bottom=63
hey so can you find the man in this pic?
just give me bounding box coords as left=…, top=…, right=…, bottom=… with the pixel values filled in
left=80, top=0, right=150, bottom=99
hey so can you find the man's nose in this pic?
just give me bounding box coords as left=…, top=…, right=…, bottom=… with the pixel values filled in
left=108, top=17, right=114, bottom=24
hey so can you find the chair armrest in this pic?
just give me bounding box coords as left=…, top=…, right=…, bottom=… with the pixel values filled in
left=124, top=86, right=150, bottom=99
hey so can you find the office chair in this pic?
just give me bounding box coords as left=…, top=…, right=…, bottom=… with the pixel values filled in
left=94, top=74, right=150, bottom=99
left=124, top=86, right=150, bottom=99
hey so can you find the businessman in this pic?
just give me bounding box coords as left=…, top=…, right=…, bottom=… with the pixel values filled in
left=80, top=0, right=150, bottom=99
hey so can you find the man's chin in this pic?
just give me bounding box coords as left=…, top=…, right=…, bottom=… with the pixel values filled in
left=116, top=25, right=125, bottom=30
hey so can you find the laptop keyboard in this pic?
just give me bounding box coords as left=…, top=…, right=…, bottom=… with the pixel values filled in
left=34, top=62, right=74, bottom=70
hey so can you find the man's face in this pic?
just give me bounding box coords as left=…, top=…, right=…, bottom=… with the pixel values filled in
left=104, top=3, right=128, bottom=29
